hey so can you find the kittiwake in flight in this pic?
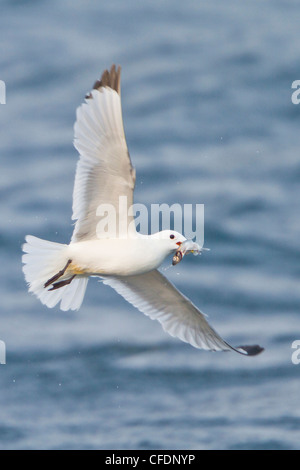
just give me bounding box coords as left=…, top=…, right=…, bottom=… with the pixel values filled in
left=22, top=65, right=263, bottom=356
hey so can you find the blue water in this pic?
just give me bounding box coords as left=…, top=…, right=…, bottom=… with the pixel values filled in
left=1, top=0, right=300, bottom=450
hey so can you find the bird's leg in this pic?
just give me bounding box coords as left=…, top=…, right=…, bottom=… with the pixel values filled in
left=44, top=259, right=72, bottom=288
left=48, top=275, right=76, bottom=291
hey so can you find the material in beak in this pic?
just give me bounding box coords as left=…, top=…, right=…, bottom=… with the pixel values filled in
left=172, top=240, right=210, bottom=266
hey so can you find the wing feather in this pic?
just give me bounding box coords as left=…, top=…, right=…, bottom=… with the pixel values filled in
left=103, top=270, right=264, bottom=356
left=72, top=65, right=136, bottom=242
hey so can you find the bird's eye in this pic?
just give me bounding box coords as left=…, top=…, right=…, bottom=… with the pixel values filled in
left=170, top=234, right=175, bottom=240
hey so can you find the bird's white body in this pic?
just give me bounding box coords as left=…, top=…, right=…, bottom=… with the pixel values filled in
left=22, top=65, right=263, bottom=356
left=66, top=235, right=179, bottom=277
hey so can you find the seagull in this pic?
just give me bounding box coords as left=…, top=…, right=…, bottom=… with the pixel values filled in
left=22, top=65, right=263, bottom=356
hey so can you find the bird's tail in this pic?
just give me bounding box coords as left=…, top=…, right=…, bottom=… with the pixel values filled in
left=22, top=235, right=88, bottom=311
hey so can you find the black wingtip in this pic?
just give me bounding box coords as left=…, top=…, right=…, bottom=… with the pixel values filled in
left=237, top=345, right=265, bottom=356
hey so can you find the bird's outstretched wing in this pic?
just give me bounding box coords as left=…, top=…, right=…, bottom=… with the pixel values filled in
left=72, top=65, right=136, bottom=242
left=103, top=270, right=263, bottom=356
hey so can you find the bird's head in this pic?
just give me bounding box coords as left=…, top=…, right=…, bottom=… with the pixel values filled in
left=152, top=230, right=187, bottom=252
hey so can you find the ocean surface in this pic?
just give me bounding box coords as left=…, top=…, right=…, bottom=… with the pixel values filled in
left=1, top=0, right=300, bottom=450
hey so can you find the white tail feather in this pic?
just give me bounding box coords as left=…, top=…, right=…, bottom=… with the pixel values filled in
left=22, top=235, right=88, bottom=311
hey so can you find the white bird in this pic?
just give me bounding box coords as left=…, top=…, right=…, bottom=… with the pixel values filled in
left=22, top=65, right=263, bottom=356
